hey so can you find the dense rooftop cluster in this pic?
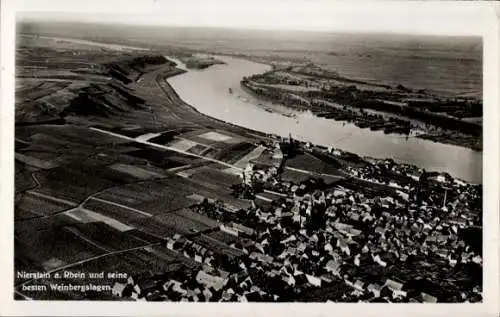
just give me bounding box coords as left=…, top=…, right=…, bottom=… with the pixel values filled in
left=112, top=140, right=482, bottom=303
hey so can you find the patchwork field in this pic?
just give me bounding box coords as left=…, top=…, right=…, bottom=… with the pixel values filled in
left=13, top=35, right=316, bottom=300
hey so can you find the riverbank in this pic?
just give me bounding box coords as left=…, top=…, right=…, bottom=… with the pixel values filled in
left=164, top=56, right=482, bottom=183
left=240, top=66, right=482, bottom=152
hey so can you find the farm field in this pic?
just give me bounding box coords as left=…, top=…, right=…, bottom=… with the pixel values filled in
left=13, top=38, right=261, bottom=298
left=13, top=34, right=380, bottom=301
left=286, top=152, right=343, bottom=176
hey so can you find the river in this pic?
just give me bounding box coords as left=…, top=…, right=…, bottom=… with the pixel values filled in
left=166, top=55, right=482, bottom=183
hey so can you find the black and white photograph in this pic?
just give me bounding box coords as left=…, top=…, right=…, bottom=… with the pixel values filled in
left=1, top=0, right=499, bottom=315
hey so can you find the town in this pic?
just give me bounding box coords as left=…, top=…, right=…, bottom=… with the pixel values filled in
left=107, top=134, right=482, bottom=303
left=14, top=33, right=482, bottom=303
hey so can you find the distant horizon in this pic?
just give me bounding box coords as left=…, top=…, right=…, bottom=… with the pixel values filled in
left=12, top=0, right=493, bottom=37
left=16, top=17, right=483, bottom=41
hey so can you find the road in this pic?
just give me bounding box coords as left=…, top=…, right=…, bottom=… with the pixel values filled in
left=26, top=190, right=78, bottom=208
left=90, top=127, right=243, bottom=172
left=88, top=196, right=153, bottom=217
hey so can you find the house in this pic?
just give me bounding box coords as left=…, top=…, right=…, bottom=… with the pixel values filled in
left=332, top=189, right=346, bottom=198
left=166, top=239, right=175, bottom=250
left=325, top=259, right=342, bottom=276
left=202, top=287, right=213, bottom=301
left=194, top=254, right=203, bottom=263
left=221, top=288, right=235, bottom=302
left=306, top=274, right=322, bottom=287
left=218, top=269, right=230, bottom=279
left=372, top=254, right=387, bottom=267
left=238, top=294, right=248, bottom=302
left=249, top=285, right=262, bottom=294
left=324, top=243, right=333, bottom=252
left=204, top=255, right=215, bottom=266
left=220, top=224, right=239, bottom=236
left=239, top=276, right=253, bottom=290
left=112, top=282, right=128, bottom=298
left=189, top=293, right=200, bottom=302
left=130, top=291, right=140, bottom=301
left=374, top=226, right=387, bottom=236
left=281, top=235, right=297, bottom=245
left=337, top=238, right=351, bottom=256
left=384, top=278, right=407, bottom=298
left=232, top=222, right=255, bottom=236
left=170, top=280, right=188, bottom=296
left=127, top=274, right=139, bottom=286
left=133, top=278, right=156, bottom=298
left=472, top=255, right=482, bottom=264
left=384, top=278, right=403, bottom=290
left=400, top=253, right=409, bottom=262
left=435, top=248, right=449, bottom=259
left=255, top=243, right=266, bottom=254
left=422, top=223, right=433, bottom=234
left=349, top=213, right=360, bottom=221
left=344, top=277, right=354, bottom=288
left=146, top=291, right=165, bottom=301
left=354, top=254, right=361, bottom=266
left=196, top=270, right=228, bottom=291
left=421, top=292, right=438, bottom=303
left=294, top=274, right=309, bottom=287
left=249, top=252, right=273, bottom=264
left=320, top=275, right=333, bottom=284
left=353, top=280, right=365, bottom=292
left=436, top=174, right=446, bottom=183
left=245, top=291, right=264, bottom=302
left=297, top=242, right=307, bottom=253
left=280, top=273, right=295, bottom=286
left=332, top=149, right=342, bottom=156
left=367, top=283, right=382, bottom=297
left=277, top=250, right=289, bottom=259
left=351, top=288, right=364, bottom=297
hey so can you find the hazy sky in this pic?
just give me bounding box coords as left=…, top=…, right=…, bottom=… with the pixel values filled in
left=13, top=0, right=495, bottom=36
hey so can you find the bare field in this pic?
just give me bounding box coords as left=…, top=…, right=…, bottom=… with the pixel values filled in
left=81, top=197, right=213, bottom=238
left=16, top=192, right=72, bottom=218
left=207, top=230, right=240, bottom=244
left=15, top=165, right=38, bottom=193
left=192, top=234, right=245, bottom=259
left=184, top=166, right=242, bottom=191
left=108, top=163, right=166, bottom=180
left=62, top=222, right=146, bottom=252
left=126, top=147, right=196, bottom=169
left=95, top=180, right=195, bottom=216
left=15, top=224, right=106, bottom=272
left=32, top=165, right=120, bottom=204
left=65, top=208, right=135, bottom=232
left=286, top=152, right=342, bottom=176
left=144, top=212, right=213, bottom=236
left=173, top=208, right=219, bottom=228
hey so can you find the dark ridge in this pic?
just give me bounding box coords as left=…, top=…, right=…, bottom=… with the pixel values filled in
left=15, top=118, right=66, bottom=126
left=104, top=55, right=174, bottom=83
